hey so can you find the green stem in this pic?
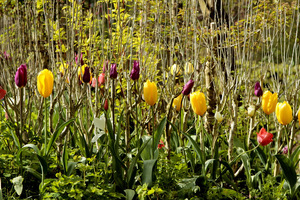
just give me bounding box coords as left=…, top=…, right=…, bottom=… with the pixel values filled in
left=20, top=88, right=23, bottom=147
left=284, top=125, right=290, bottom=158
left=151, top=106, right=155, bottom=159
left=135, top=81, right=139, bottom=138
left=200, top=117, right=204, bottom=152
left=111, top=79, right=115, bottom=135
left=44, top=98, right=47, bottom=156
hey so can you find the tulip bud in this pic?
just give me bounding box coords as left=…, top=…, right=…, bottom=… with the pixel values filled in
left=91, top=77, right=97, bottom=88
left=170, top=64, right=181, bottom=76
left=104, top=99, right=109, bottom=111
left=102, top=60, right=109, bottom=73
left=257, top=127, right=273, bottom=146
left=172, top=94, right=182, bottom=111
left=157, top=140, right=165, bottom=149
left=98, top=73, right=105, bottom=86
left=82, top=67, right=91, bottom=83
left=282, top=146, right=288, bottom=154
left=130, top=61, right=140, bottom=80
left=15, top=64, right=27, bottom=88
left=0, top=86, right=6, bottom=100
left=4, top=51, right=11, bottom=60
left=182, top=80, right=194, bottom=95
left=190, top=91, right=207, bottom=116
left=276, top=101, right=293, bottom=125
left=75, top=53, right=84, bottom=66
left=37, top=69, right=54, bottom=98
left=262, top=91, right=278, bottom=115
left=254, top=82, right=263, bottom=97
left=143, top=80, right=158, bottom=106
left=215, top=111, right=224, bottom=122
left=110, top=64, right=118, bottom=79
left=248, top=105, right=256, bottom=117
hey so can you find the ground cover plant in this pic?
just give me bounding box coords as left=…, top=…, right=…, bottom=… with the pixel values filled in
left=0, top=0, right=300, bottom=199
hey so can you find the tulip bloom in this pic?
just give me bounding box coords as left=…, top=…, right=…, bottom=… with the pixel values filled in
left=248, top=105, right=256, bottom=117
left=37, top=69, right=54, bottom=98
left=143, top=80, right=158, bottom=106
left=110, top=64, right=118, bottom=79
left=276, top=101, right=293, bottom=125
left=91, top=77, right=97, bottom=88
left=282, top=146, right=288, bottom=154
left=184, top=62, right=194, bottom=74
left=82, top=67, right=91, bottom=83
left=59, top=63, right=69, bottom=76
left=182, top=80, right=194, bottom=95
left=98, top=73, right=105, bottom=86
left=0, top=86, right=6, bottom=100
left=104, top=99, right=109, bottom=111
left=75, top=53, right=84, bottom=66
left=215, top=111, right=224, bottom=123
left=170, top=64, right=181, bottom=76
left=172, top=94, right=182, bottom=111
left=15, top=64, right=27, bottom=88
left=257, top=127, right=273, bottom=146
left=262, top=91, right=278, bottom=115
left=102, top=60, right=109, bottom=73
left=190, top=91, right=207, bottom=116
left=254, top=82, right=263, bottom=97
left=130, top=61, right=140, bottom=80
left=157, top=140, right=165, bottom=149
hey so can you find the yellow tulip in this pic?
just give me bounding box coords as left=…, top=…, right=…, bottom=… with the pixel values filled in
left=170, top=64, right=181, bottom=76
left=184, top=62, right=194, bottom=74
left=143, top=80, right=158, bottom=106
left=172, top=94, right=182, bottom=111
left=59, top=62, right=68, bottom=76
left=276, top=101, right=293, bottom=125
left=37, top=69, right=54, bottom=98
left=262, top=91, right=278, bottom=115
left=190, top=91, right=207, bottom=116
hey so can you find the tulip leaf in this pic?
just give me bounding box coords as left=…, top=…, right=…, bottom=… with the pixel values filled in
left=237, top=147, right=251, bottom=181
left=182, top=132, right=205, bottom=164
left=251, top=139, right=267, bottom=167
left=153, top=117, right=166, bottom=154
left=127, top=138, right=151, bottom=188
left=275, top=154, right=297, bottom=190
left=142, top=159, right=157, bottom=187
left=291, top=145, right=300, bottom=167
left=67, top=162, right=78, bottom=177
left=62, top=139, right=68, bottom=175
left=46, top=118, right=75, bottom=157
left=124, top=189, right=135, bottom=200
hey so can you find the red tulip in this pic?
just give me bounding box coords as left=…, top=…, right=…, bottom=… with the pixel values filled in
left=104, top=99, right=108, bottom=111
left=257, top=127, right=273, bottom=146
left=0, top=86, right=6, bottom=100
left=157, top=140, right=165, bottom=149
left=15, top=64, right=27, bottom=88
left=98, top=73, right=105, bottom=86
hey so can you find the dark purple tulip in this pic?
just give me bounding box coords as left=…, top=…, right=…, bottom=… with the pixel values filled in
left=130, top=61, right=140, bottom=80
left=15, top=64, right=27, bottom=88
left=83, top=67, right=91, bottom=83
left=110, top=64, right=118, bottom=79
left=254, top=82, right=263, bottom=97
left=182, top=80, right=194, bottom=95
left=75, top=53, right=84, bottom=66
left=282, top=146, right=288, bottom=154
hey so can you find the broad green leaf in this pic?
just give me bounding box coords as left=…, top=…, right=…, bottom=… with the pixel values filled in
left=67, top=162, right=77, bottom=176
left=124, top=189, right=135, bottom=200
left=182, top=132, right=205, bottom=164
left=46, top=119, right=74, bottom=156
left=275, top=155, right=297, bottom=190
left=153, top=117, right=166, bottom=153
left=127, top=138, right=151, bottom=188
left=142, top=159, right=157, bottom=187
